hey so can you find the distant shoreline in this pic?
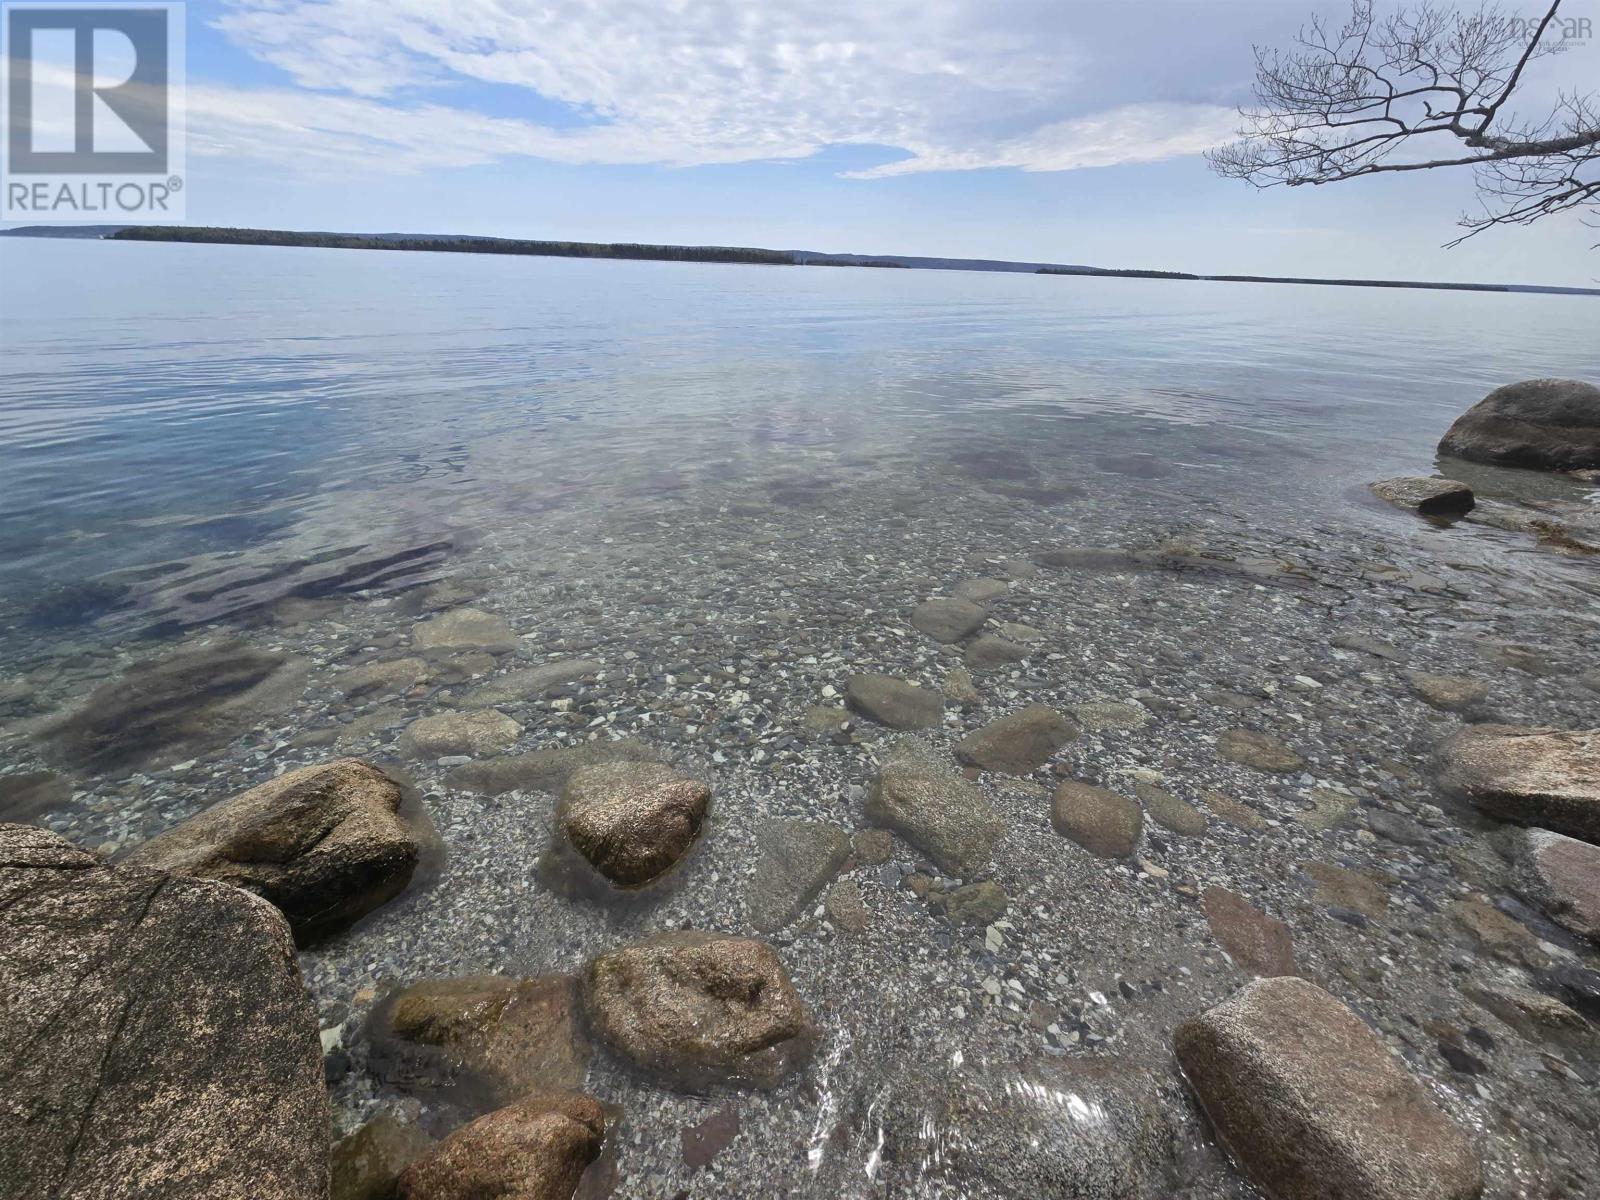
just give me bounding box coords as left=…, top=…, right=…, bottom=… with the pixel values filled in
left=4, top=223, right=1596, bottom=297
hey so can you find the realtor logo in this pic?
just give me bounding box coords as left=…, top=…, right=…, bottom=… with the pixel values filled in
left=2, top=2, right=185, bottom=220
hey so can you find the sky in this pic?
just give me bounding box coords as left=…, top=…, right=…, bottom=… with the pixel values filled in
left=16, top=0, right=1600, bottom=283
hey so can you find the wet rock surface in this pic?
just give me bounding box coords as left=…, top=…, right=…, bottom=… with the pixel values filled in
left=746, top=818, right=851, bottom=932
left=1202, top=887, right=1298, bottom=978
left=1051, top=781, right=1143, bottom=858
left=1438, top=377, right=1600, bottom=471
left=412, top=608, right=519, bottom=653
left=1216, top=728, right=1305, bottom=773
left=1370, top=476, right=1475, bottom=515
left=844, top=673, right=942, bottom=729
left=1176, top=977, right=1483, bottom=1200
left=866, top=737, right=1005, bottom=876
left=400, top=709, right=523, bottom=758
left=1514, top=828, right=1600, bottom=942
left=578, top=932, right=815, bottom=1090
left=121, top=758, right=422, bottom=944
left=396, top=1091, right=605, bottom=1200
left=549, top=762, right=711, bottom=890
left=908, top=597, right=987, bottom=643
left=332, top=1113, right=435, bottom=1200
left=1438, top=724, right=1600, bottom=842
left=955, top=704, right=1076, bottom=774
left=0, top=824, right=329, bottom=1200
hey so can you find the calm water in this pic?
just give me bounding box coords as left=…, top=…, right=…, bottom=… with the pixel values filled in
left=3, top=236, right=1596, bottom=645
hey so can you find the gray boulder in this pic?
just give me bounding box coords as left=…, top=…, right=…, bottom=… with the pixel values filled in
left=121, top=758, right=422, bottom=944
left=747, top=819, right=852, bottom=932
left=866, top=738, right=1005, bottom=877
left=578, top=931, right=815, bottom=1090
left=0, top=824, right=330, bottom=1200
left=845, top=674, right=943, bottom=729
left=1438, top=378, right=1600, bottom=471
left=909, top=597, right=987, bottom=643
left=1051, top=782, right=1143, bottom=857
left=1370, top=477, right=1475, bottom=515
left=1437, top=724, right=1600, bottom=843
left=1176, top=976, right=1482, bottom=1200
left=956, top=705, right=1077, bottom=774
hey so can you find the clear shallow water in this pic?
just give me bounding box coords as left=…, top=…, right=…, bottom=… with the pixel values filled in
left=4, top=237, right=1600, bottom=1198
left=3, top=236, right=1597, bottom=641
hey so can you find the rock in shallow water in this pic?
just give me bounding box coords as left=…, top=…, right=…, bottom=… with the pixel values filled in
left=1407, top=671, right=1488, bottom=712
left=578, top=931, right=815, bottom=1090
left=0, top=768, right=75, bottom=822
left=1370, top=476, right=1475, bottom=516
left=866, top=737, right=1005, bottom=877
left=550, top=762, right=710, bottom=889
left=845, top=673, right=943, bottom=729
left=956, top=704, right=1077, bottom=774
left=332, top=1114, right=434, bottom=1200
left=1513, top=828, right=1600, bottom=942
left=1050, top=781, right=1143, bottom=858
left=1217, top=728, right=1305, bottom=774
left=121, top=757, right=422, bottom=944
left=0, top=824, right=329, bottom=1200
left=963, top=635, right=1026, bottom=671
left=747, top=818, right=851, bottom=932
left=909, top=597, right=987, bottom=643
left=1437, top=377, right=1600, bottom=471
left=448, top=739, right=656, bottom=797
left=411, top=607, right=519, bottom=653
left=1203, top=887, right=1297, bottom=977
left=1436, top=724, right=1600, bottom=843
left=396, top=1091, right=604, bottom=1200
left=399, top=709, right=523, bottom=758
left=1175, top=976, right=1482, bottom=1200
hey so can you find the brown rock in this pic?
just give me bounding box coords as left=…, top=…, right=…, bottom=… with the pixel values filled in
left=411, top=608, right=519, bottom=654
left=1133, top=782, right=1207, bottom=836
left=866, top=738, right=1005, bottom=876
left=578, top=932, right=815, bottom=1090
left=963, top=635, right=1026, bottom=671
left=851, top=828, right=894, bottom=865
left=0, top=824, right=330, bottom=1200
left=1370, top=477, right=1475, bottom=516
left=1051, top=782, right=1143, bottom=858
left=1175, top=977, right=1483, bottom=1200
left=397, top=1092, right=604, bottom=1200
left=336, top=657, right=431, bottom=700
left=1407, top=672, right=1488, bottom=713
left=448, top=740, right=656, bottom=797
left=1201, top=789, right=1268, bottom=832
left=845, top=674, right=943, bottom=730
left=121, top=758, right=421, bottom=944
left=824, top=879, right=870, bottom=935
left=681, top=1106, right=741, bottom=1171
left=333, top=1114, right=435, bottom=1200
left=1448, top=898, right=1546, bottom=967
left=1513, top=828, right=1600, bottom=941
left=555, top=762, right=710, bottom=888
left=1203, top=887, right=1297, bottom=977
left=374, top=975, right=590, bottom=1103
left=956, top=705, right=1077, bottom=775
left=1437, top=377, right=1600, bottom=471
left=909, top=597, right=987, bottom=643
left=399, top=709, right=522, bottom=758
left=1217, top=729, right=1305, bottom=774
left=1437, top=724, right=1600, bottom=843
left=1302, top=862, right=1387, bottom=919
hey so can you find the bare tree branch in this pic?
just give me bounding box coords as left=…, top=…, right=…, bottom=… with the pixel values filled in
left=1207, top=0, right=1599, bottom=244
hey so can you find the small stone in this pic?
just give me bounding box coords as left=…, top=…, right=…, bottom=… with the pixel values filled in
left=1365, top=808, right=1428, bottom=846
left=1133, top=782, right=1206, bottom=837
left=1217, top=729, right=1305, bottom=773
left=1513, top=828, right=1600, bottom=942
left=1176, top=977, right=1482, bottom=1200
left=1370, top=476, right=1476, bottom=516
left=411, top=608, right=518, bottom=654
left=956, top=705, right=1077, bottom=775
left=1407, top=672, right=1488, bottom=712
left=952, top=577, right=1009, bottom=604
left=1200, top=789, right=1267, bottom=832
left=396, top=1092, right=604, bottom=1200
left=336, top=657, right=431, bottom=700
left=824, top=879, right=870, bottom=935
left=940, top=668, right=981, bottom=709
left=963, top=636, right=1026, bottom=671
left=1202, top=887, right=1297, bottom=977
left=939, top=880, right=1007, bottom=926
left=1051, top=782, right=1143, bottom=858
left=1302, top=862, right=1387, bottom=919
left=332, top=1114, right=434, bottom=1200
left=399, top=710, right=522, bottom=758
left=802, top=704, right=849, bottom=738
left=1299, top=788, right=1356, bottom=831
left=845, top=674, right=943, bottom=730
left=909, top=598, right=987, bottom=643
left=851, top=828, right=894, bottom=866
left=578, top=932, right=815, bottom=1090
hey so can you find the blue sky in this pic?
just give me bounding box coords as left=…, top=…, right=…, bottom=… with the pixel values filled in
left=40, top=1, right=1600, bottom=282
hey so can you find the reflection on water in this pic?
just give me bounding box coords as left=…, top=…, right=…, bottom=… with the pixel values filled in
left=2, top=236, right=1596, bottom=647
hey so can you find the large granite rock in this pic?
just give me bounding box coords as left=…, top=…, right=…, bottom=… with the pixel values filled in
left=37, top=640, right=308, bottom=773
left=844, top=674, right=943, bottom=730
left=1436, top=724, right=1600, bottom=843
left=865, top=738, right=1005, bottom=877
left=578, top=931, right=815, bottom=1090
left=371, top=975, right=591, bottom=1105
left=122, top=758, right=422, bottom=944
left=955, top=705, right=1077, bottom=775
left=548, top=762, right=710, bottom=889
left=1370, top=477, right=1475, bottom=516
left=746, top=819, right=852, bottom=932
left=1176, top=977, right=1482, bottom=1200
left=396, top=1092, right=604, bottom=1200
left=1437, top=378, right=1600, bottom=471
left=0, top=824, right=330, bottom=1200
left=1513, top=828, right=1600, bottom=942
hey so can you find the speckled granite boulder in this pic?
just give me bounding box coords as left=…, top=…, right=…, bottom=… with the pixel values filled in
left=955, top=705, right=1077, bottom=774
left=845, top=673, right=943, bottom=729
left=553, top=762, right=710, bottom=888
left=1437, top=725, right=1600, bottom=843
left=0, top=824, right=330, bottom=1200
left=866, top=737, right=1005, bottom=876
left=1437, top=378, right=1600, bottom=471
left=1176, top=977, right=1482, bottom=1200
left=396, top=1092, right=604, bottom=1200
left=578, top=931, right=815, bottom=1090
left=122, top=758, right=421, bottom=944
left=1370, top=476, right=1475, bottom=516
left=1513, top=828, right=1600, bottom=942
left=1051, top=782, right=1143, bottom=857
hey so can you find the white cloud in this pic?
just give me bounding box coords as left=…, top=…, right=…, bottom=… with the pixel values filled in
left=194, top=0, right=1235, bottom=177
